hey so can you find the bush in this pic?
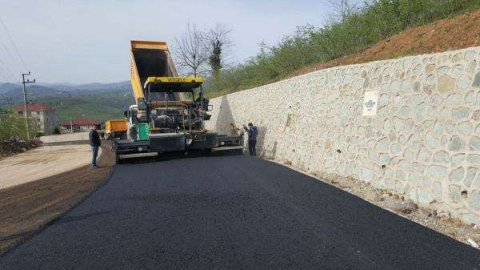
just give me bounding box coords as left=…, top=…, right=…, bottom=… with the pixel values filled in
left=53, top=126, right=61, bottom=134
left=0, top=113, right=30, bottom=141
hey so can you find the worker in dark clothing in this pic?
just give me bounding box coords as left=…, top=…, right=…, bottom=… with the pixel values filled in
left=89, top=126, right=101, bottom=168
left=243, top=123, right=258, bottom=156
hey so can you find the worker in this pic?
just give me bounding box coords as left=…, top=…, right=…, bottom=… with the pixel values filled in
left=230, top=123, right=239, bottom=136
left=89, top=126, right=101, bottom=168
left=243, top=123, right=258, bottom=156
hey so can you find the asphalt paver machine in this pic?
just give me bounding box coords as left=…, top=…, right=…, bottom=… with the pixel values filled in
left=112, top=41, right=243, bottom=163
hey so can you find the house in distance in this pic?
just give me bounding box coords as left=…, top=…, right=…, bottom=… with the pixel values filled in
left=16, top=103, right=57, bottom=135
left=61, top=118, right=100, bottom=133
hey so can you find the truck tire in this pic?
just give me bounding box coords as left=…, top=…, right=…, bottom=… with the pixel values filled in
left=115, top=152, right=123, bottom=164
left=203, top=149, right=212, bottom=156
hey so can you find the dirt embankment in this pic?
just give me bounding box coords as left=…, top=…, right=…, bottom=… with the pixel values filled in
left=0, top=141, right=115, bottom=255
left=292, top=10, right=480, bottom=77
left=0, top=140, right=42, bottom=159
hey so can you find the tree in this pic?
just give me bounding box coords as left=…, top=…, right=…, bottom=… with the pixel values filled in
left=173, top=24, right=208, bottom=77
left=205, top=24, right=232, bottom=77
left=328, top=0, right=359, bottom=23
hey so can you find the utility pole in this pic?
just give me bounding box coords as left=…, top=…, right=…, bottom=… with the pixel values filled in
left=21, top=72, right=35, bottom=140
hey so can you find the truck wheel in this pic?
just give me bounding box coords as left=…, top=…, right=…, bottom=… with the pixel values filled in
left=115, top=153, right=123, bottom=164
left=203, top=149, right=212, bottom=156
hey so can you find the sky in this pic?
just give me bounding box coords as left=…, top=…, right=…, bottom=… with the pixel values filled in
left=0, top=0, right=332, bottom=84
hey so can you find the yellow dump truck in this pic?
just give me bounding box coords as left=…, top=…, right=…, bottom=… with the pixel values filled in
left=105, top=119, right=127, bottom=139
left=112, top=40, right=243, bottom=163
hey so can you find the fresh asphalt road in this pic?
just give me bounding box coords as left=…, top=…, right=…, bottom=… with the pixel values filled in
left=1, top=154, right=480, bottom=270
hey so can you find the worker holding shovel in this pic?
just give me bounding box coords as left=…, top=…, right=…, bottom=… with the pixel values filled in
left=243, top=123, right=258, bottom=156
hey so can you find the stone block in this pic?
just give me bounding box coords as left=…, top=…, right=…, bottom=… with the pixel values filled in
left=376, top=138, right=389, bottom=152
left=457, top=121, right=473, bottom=136
left=448, top=136, right=465, bottom=152
left=433, top=181, right=443, bottom=200
left=408, top=174, right=423, bottom=185
left=448, top=185, right=462, bottom=204
left=465, top=90, right=475, bottom=105
left=457, top=75, right=471, bottom=90
left=433, top=151, right=450, bottom=164
left=437, top=74, right=455, bottom=94
left=413, top=162, right=425, bottom=173
left=427, top=165, right=448, bottom=180
left=418, top=187, right=435, bottom=204
left=445, top=93, right=463, bottom=107
left=468, top=154, right=480, bottom=164
left=409, top=95, right=424, bottom=107
left=452, top=52, right=464, bottom=62
left=361, top=167, right=374, bottom=182
left=403, top=148, right=417, bottom=160
left=395, top=181, right=406, bottom=194
left=425, top=132, right=441, bottom=149
left=452, top=64, right=464, bottom=76
left=418, top=147, right=432, bottom=162
left=473, top=110, right=480, bottom=121
left=467, top=60, right=477, bottom=74
left=379, top=154, right=389, bottom=165
left=426, top=64, right=435, bottom=74
left=468, top=190, right=480, bottom=210
left=473, top=72, right=480, bottom=88
left=433, top=122, right=444, bottom=135
left=394, top=118, right=405, bottom=133
left=469, top=137, right=480, bottom=151
left=415, top=104, right=429, bottom=122
left=464, top=167, right=478, bottom=188
left=452, top=107, right=470, bottom=120
left=449, top=167, right=465, bottom=183
left=396, top=170, right=406, bottom=181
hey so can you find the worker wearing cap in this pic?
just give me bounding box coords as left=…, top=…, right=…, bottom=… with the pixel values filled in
left=89, top=126, right=101, bottom=168
left=243, top=123, right=258, bottom=156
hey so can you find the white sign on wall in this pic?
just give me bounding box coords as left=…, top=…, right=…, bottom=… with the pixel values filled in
left=362, top=91, right=379, bottom=117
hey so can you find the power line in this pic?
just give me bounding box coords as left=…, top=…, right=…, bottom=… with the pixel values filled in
left=0, top=67, right=9, bottom=82
left=0, top=34, right=22, bottom=74
left=0, top=57, right=15, bottom=81
left=0, top=16, right=30, bottom=72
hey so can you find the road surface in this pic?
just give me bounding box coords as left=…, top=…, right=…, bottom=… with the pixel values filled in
left=1, top=154, right=479, bottom=269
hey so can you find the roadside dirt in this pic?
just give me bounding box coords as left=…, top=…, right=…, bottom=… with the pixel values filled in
left=0, top=142, right=95, bottom=190
left=0, top=141, right=114, bottom=255
left=291, top=10, right=480, bottom=78
left=0, top=140, right=42, bottom=160
left=278, top=161, right=480, bottom=250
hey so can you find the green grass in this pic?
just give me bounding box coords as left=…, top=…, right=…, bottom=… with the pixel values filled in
left=37, top=93, right=134, bottom=123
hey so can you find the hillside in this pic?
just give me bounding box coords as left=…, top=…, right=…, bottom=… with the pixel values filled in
left=0, top=82, right=134, bottom=122
left=204, top=1, right=480, bottom=98
left=292, top=9, right=480, bottom=77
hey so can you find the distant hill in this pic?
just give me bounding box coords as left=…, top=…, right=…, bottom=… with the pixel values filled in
left=0, top=81, right=134, bottom=122
left=0, top=83, right=21, bottom=95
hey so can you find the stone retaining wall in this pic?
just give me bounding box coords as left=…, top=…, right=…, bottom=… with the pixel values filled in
left=206, top=46, right=480, bottom=226
left=40, top=132, right=89, bottom=143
